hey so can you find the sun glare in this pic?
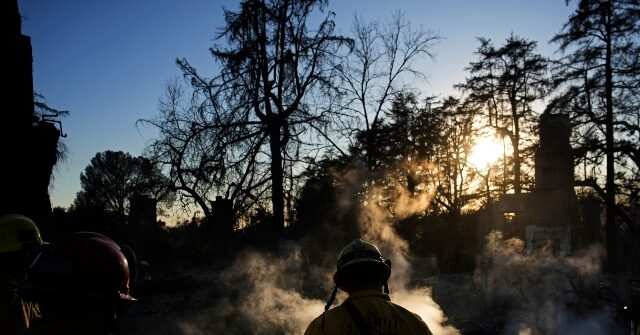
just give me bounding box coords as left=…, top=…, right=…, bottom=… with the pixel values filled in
left=469, top=136, right=503, bottom=170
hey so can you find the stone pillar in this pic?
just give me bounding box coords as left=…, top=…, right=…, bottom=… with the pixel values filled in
left=530, top=113, right=577, bottom=254
left=129, top=195, right=157, bottom=232
left=128, top=195, right=157, bottom=262
left=210, top=196, right=234, bottom=237
left=535, top=113, right=574, bottom=191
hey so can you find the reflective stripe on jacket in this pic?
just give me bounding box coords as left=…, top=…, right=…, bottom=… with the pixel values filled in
left=1, top=270, right=40, bottom=335
left=304, top=290, right=433, bottom=335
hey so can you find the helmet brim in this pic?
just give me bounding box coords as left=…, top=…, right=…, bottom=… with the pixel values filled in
left=333, top=258, right=391, bottom=286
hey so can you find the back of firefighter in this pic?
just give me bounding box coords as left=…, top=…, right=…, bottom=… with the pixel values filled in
left=19, top=231, right=136, bottom=335
left=305, top=239, right=432, bottom=335
left=0, top=214, right=43, bottom=335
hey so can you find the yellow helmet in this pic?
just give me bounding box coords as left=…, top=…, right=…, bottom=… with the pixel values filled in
left=0, top=214, right=43, bottom=254
left=333, top=238, right=391, bottom=286
left=325, top=239, right=392, bottom=311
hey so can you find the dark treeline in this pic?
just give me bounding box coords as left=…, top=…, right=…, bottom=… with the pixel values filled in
left=28, top=0, right=638, bottom=277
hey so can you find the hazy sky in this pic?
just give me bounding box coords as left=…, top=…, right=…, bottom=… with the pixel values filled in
left=18, top=0, right=576, bottom=209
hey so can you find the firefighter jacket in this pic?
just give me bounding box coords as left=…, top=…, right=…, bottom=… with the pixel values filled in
left=0, top=268, right=40, bottom=335
left=304, top=290, right=433, bottom=335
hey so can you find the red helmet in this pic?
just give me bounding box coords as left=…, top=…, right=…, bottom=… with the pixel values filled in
left=20, top=232, right=136, bottom=303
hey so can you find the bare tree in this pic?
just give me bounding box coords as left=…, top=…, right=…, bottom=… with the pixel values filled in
left=141, top=79, right=270, bottom=227
left=334, top=10, right=441, bottom=155
left=145, top=0, right=349, bottom=231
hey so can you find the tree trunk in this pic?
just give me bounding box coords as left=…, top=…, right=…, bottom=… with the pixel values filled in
left=511, top=100, right=522, bottom=194
left=269, top=123, right=285, bottom=232
left=604, top=0, right=617, bottom=273
left=512, top=135, right=521, bottom=194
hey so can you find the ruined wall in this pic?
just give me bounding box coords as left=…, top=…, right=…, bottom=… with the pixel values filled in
left=531, top=113, right=577, bottom=229
left=528, top=114, right=577, bottom=254
left=129, top=195, right=158, bottom=232
left=480, top=113, right=578, bottom=254
left=128, top=195, right=158, bottom=260
left=210, top=196, right=234, bottom=237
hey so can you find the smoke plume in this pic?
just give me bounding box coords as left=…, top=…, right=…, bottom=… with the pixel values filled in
left=357, top=161, right=459, bottom=335
left=473, top=231, right=622, bottom=334
left=127, top=156, right=624, bottom=334
left=143, top=159, right=457, bottom=334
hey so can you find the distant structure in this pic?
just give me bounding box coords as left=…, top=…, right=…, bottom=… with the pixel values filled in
left=479, top=114, right=578, bottom=254
left=128, top=195, right=158, bottom=256
left=129, top=195, right=158, bottom=233
left=0, top=1, right=62, bottom=225
left=210, top=196, right=234, bottom=238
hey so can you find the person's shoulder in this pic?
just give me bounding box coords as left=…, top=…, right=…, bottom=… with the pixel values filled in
left=389, top=302, right=433, bottom=333
left=390, top=302, right=419, bottom=316
left=304, top=311, right=326, bottom=335
left=304, top=306, right=351, bottom=335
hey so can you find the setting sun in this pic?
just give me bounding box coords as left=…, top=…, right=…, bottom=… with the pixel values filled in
left=468, top=136, right=503, bottom=169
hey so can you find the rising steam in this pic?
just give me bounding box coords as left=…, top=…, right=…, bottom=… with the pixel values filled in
left=358, top=161, right=459, bottom=335
left=473, top=231, right=618, bottom=334
left=172, top=247, right=326, bottom=334
left=170, top=158, right=459, bottom=334
left=142, top=156, right=620, bottom=335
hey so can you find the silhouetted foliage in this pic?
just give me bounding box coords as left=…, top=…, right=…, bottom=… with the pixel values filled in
left=428, top=97, right=485, bottom=215
left=33, top=92, right=68, bottom=164
left=548, top=0, right=640, bottom=272
left=346, top=94, right=441, bottom=223
left=142, top=5, right=442, bottom=239
left=350, top=94, right=489, bottom=216
left=72, top=150, right=174, bottom=223
left=294, top=156, right=360, bottom=239
left=141, top=79, right=267, bottom=235
left=352, top=93, right=438, bottom=172
left=457, top=34, right=550, bottom=194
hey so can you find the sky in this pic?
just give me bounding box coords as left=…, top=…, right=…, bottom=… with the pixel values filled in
left=18, top=0, right=576, bottom=209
